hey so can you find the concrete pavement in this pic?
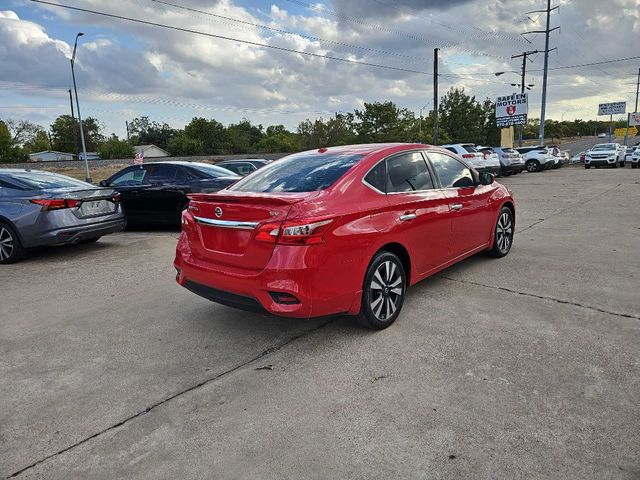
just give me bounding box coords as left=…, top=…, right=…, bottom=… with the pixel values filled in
left=1, top=168, right=639, bottom=479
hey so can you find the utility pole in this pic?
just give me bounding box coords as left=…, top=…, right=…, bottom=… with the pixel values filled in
left=68, top=88, right=78, bottom=154
left=625, top=67, right=640, bottom=146
left=125, top=121, right=130, bottom=141
left=511, top=50, right=539, bottom=147
left=70, top=32, right=91, bottom=183
left=524, top=1, right=558, bottom=145
left=433, top=48, right=439, bottom=145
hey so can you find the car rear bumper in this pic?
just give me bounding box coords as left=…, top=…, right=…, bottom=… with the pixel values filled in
left=28, top=217, right=126, bottom=247
left=501, top=163, right=525, bottom=173
left=174, top=233, right=359, bottom=318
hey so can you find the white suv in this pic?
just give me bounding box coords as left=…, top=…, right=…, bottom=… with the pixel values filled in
left=584, top=143, right=625, bottom=169
left=631, top=146, right=640, bottom=169
left=515, top=146, right=554, bottom=172
left=442, top=143, right=500, bottom=175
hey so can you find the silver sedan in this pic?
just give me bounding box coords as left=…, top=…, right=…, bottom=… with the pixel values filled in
left=0, top=169, right=126, bottom=263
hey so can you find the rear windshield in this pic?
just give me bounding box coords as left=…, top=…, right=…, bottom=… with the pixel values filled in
left=189, top=163, right=240, bottom=177
left=462, top=145, right=478, bottom=153
left=229, top=152, right=364, bottom=193
left=7, top=172, right=92, bottom=190
left=592, top=144, right=616, bottom=151
left=501, top=148, right=516, bottom=154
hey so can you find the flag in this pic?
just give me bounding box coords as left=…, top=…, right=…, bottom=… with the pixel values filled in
left=134, top=152, right=144, bottom=165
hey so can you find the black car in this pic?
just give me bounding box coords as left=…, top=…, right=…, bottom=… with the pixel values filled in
left=214, top=159, right=272, bottom=176
left=99, top=161, right=240, bottom=226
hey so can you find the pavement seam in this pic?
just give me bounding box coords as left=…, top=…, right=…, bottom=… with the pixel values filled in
left=515, top=182, right=622, bottom=234
left=439, top=275, right=640, bottom=320
left=5, top=318, right=335, bottom=479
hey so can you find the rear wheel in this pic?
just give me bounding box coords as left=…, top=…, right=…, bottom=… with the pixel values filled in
left=585, top=164, right=591, bottom=169
left=356, top=252, right=406, bottom=330
left=487, top=207, right=514, bottom=258
left=632, top=164, right=638, bottom=169
left=0, top=222, right=25, bottom=264
left=525, top=160, right=540, bottom=172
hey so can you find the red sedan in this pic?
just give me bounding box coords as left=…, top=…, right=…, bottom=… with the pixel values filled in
left=175, top=143, right=515, bottom=329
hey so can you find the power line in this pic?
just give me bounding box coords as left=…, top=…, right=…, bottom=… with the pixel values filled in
left=29, top=0, right=435, bottom=76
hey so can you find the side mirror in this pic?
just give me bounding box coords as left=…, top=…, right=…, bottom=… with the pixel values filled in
left=478, top=172, right=495, bottom=186
left=98, top=180, right=108, bottom=187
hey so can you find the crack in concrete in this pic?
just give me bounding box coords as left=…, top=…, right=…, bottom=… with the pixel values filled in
left=439, top=275, right=640, bottom=321
left=6, top=318, right=335, bottom=479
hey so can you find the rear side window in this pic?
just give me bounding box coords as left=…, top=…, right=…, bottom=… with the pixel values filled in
left=386, top=152, right=434, bottom=193
left=427, top=152, right=474, bottom=188
left=444, top=147, right=456, bottom=154
left=145, top=165, right=176, bottom=183
left=6, top=172, right=91, bottom=190
left=364, top=161, right=386, bottom=193
left=230, top=152, right=363, bottom=193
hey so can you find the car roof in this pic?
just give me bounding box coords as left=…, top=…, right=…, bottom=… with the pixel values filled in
left=217, top=159, right=268, bottom=163
left=297, top=143, right=429, bottom=156
left=0, top=168, right=58, bottom=175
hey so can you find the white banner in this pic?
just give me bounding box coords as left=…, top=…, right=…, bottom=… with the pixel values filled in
left=495, top=92, right=528, bottom=128
left=630, top=112, right=640, bottom=126
left=598, top=102, right=626, bottom=116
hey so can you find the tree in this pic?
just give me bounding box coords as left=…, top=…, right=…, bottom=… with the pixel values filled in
left=354, top=102, right=414, bottom=143
left=0, top=120, right=28, bottom=163
left=50, top=115, right=102, bottom=154
left=23, top=130, right=51, bottom=153
left=97, top=135, right=135, bottom=159
left=480, top=98, right=500, bottom=147
left=227, top=119, right=264, bottom=153
left=438, top=88, right=484, bottom=143
left=167, top=132, right=204, bottom=156
left=4, top=119, right=45, bottom=147
left=183, top=117, right=232, bottom=154
left=256, top=125, right=298, bottom=153
left=297, top=113, right=356, bottom=149
left=128, top=116, right=177, bottom=150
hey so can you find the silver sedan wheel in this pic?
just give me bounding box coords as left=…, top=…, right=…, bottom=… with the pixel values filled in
left=369, top=260, right=404, bottom=321
left=496, top=212, right=513, bottom=254
left=0, top=226, right=15, bottom=261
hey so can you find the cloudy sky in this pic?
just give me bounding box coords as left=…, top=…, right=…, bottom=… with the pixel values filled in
left=1, top=0, right=639, bottom=138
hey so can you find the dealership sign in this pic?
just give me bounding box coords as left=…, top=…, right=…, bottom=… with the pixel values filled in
left=495, top=93, right=528, bottom=128
left=598, top=101, right=626, bottom=116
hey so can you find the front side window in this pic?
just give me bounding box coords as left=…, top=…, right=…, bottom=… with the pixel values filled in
left=145, top=165, right=176, bottom=184
left=427, top=152, right=474, bottom=188
left=110, top=167, right=147, bottom=186
left=230, top=152, right=363, bottom=193
left=386, top=152, right=434, bottom=193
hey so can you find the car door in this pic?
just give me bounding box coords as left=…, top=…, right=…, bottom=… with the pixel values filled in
left=105, top=166, right=150, bottom=222
left=380, top=151, right=452, bottom=276
left=142, top=164, right=183, bottom=223
left=426, top=151, right=495, bottom=259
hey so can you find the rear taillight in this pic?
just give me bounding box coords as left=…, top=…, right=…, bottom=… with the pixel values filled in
left=30, top=199, right=80, bottom=210
left=112, top=193, right=121, bottom=203
left=462, top=154, right=475, bottom=159
left=255, top=218, right=334, bottom=246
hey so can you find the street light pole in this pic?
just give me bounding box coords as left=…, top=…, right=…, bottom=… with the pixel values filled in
left=71, top=32, right=91, bottom=183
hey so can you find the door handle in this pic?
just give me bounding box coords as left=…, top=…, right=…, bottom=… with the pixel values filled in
left=399, top=213, right=417, bottom=222
left=451, top=203, right=463, bottom=211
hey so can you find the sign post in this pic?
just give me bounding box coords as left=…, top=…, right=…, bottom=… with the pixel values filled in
left=495, top=93, right=528, bottom=144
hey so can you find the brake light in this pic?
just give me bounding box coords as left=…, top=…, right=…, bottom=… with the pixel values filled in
left=254, top=218, right=334, bottom=246
left=462, top=153, right=475, bottom=159
left=30, top=199, right=80, bottom=210
left=112, top=193, right=121, bottom=203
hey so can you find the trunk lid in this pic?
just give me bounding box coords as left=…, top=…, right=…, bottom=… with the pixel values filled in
left=186, top=191, right=316, bottom=270
left=38, top=187, right=120, bottom=219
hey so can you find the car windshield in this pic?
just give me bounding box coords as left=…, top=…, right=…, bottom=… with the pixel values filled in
left=592, top=144, right=616, bottom=151
left=7, top=172, right=92, bottom=190
left=229, top=152, right=364, bottom=193
left=188, top=163, right=240, bottom=177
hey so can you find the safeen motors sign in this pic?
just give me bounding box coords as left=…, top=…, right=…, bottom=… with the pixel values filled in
left=495, top=93, right=528, bottom=128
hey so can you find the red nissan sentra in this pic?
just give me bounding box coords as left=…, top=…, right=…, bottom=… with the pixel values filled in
left=175, top=143, right=515, bottom=329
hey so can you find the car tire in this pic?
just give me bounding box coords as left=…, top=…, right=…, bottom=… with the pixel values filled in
left=585, top=164, right=591, bottom=169
left=632, top=164, right=638, bottom=169
left=356, top=251, right=406, bottom=330
left=612, top=163, right=617, bottom=168
left=487, top=207, right=514, bottom=258
left=0, top=222, right=25, bottom=264
left=525, top=160, right=540, bottom=172
left=620, top=162, right=625, bottom=168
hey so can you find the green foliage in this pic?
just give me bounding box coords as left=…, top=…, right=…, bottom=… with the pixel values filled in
left=50, top=115, right=101, bottom=153
left=167, top=133, right=204, bottom=156
left=97, top=135, right=135, bottom=159
left=227, top=119, right=264, bottom=153
left=0, top=120, right=29, bottom=163
left=438, top=88, right=484, bottom=143
left=128, top=116, right=177, bottom=150
left=354, top=102, right=414, bottom=143
left=297, top=113, right=356, bottom=149
left=256, top=125, right=298, bottom=153
left=184, top=117, right=232, bottom=155
left=23, top=130, right=51, bottom=153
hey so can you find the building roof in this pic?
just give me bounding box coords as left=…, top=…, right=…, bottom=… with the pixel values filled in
left=28, top=150, right=74, bottom=156
left=135, top=144, right=170, bottom=155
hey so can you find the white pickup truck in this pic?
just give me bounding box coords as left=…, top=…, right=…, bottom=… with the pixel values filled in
left=584, top=143, right=625, bottom=169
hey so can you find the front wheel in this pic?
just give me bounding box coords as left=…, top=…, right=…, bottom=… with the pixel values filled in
left=356, top=252, right=406, bottom=330
left=585, top=164, right=591, bottom=169
left=632, top=164, right=638, bottom=169
left=525, top=160, right=540, bottom=172
left=487, top=207, right=514, bottom=258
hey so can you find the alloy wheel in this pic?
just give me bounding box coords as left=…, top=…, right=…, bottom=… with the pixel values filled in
left=495, top=212, right=513, bottom=253
left=369, top=260, right=404, bottom=321
left=0, top=226, right=15, bottom=261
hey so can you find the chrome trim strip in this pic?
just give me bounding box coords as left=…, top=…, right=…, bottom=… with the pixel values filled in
left=193, top=216, right=259, bottom=230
